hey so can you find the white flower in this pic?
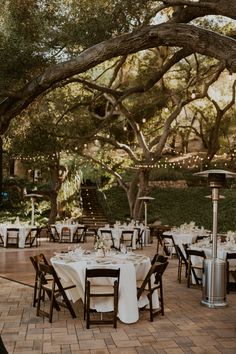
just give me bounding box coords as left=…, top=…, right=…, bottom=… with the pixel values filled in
left=94, top=236, right=109, bottom=251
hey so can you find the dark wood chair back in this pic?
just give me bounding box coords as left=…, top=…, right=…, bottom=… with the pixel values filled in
left=137, top=261, right=169, bottom=321
left=48, top=225, right=60, bottom=242
left=120, top=230, right=134, bottom=248
left=185, top=248, right=206, bottom=287
left=25, top=227, right=41, bottom=247
left=37, top=263, right=76, bottom=323
left=29, top=253, right=50, bottom=307
left=160, top=234, right=177, bottom=257
left=134, top=227, right=144, bottom=249
left=175, top=245, right=188, bottom=283
left=84, top=268, right=120, bottom=329
left=226, top=252, right=236, bottom=293
left=73, top=226, right=87, bottom=243
left=6, top=228, right=19, bottom=248
left=60, top=226, right=71, bottom=243
left=99, top=229, right=115, bottom=248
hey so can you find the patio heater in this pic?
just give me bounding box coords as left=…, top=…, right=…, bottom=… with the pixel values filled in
left=25, top=193, right=42, bottom=225
left=194, top=169, right=236, bottom=308
left=138, top=196, right=155, bottom=245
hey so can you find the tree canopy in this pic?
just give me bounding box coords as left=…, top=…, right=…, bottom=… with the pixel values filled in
left=0, top=0, right=236, bottom=134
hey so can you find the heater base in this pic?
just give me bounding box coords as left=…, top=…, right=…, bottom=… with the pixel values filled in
left=201, top=299, right=227, bottom=308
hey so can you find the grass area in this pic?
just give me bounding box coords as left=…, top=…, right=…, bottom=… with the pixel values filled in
left=103, top=186, right=236, bottom=233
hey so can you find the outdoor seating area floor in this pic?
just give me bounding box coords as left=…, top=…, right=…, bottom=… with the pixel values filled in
left=0, top=237, right=236, bottom=354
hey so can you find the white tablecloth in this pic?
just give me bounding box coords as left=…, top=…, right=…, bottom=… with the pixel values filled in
left=189, top=242, right=236, bottom=282
left=51, top=251, right=158, bottom=324
left=0, top=223, right=36, bottom=248
left=190, top=243, right=236, bottom=262
left=163, top=230, right=198, bottom=246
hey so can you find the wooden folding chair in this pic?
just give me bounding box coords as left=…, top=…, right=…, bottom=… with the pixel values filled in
left=120, top=230, right=134, bottom=248
left=29, top=253, right=55, bottom=308
left=0, top=233, right=4, bottom=247
left=24, top=227, right=41, bottom=247
left=99, top=229, right=119, bottom=250
left=60, top=226, right=71, bottom=243
left=73, top=226, right=87, bottom=243
left=160, top=234, right=177, bottom=257
left=137, top=261, right=169, bottom=321
left=48, top=225, right=60, bottom=242
left=37, top=263, right=77, bottom=323
left=185, top=248, right=206, bottom=288
left=6, top=228, right=19, bottom=247
left=135, top=227, right=144, bottom=249
left=226, top=252, right=236, bottom=293
left=176, top=245, right=188, bottom=283
left=84, top=268, right=120, bottom=329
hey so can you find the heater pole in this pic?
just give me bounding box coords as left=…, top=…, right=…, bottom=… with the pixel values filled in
left=212, top=188, right=219, bottom=260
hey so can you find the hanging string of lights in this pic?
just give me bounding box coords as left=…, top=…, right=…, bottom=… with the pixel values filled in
left=8, top=146, right=236, bottom=171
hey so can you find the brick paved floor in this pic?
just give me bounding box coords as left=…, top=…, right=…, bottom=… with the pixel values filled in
left=0, top=238, right=236, bottom=354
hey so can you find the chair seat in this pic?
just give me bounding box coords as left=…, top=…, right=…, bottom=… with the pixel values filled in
left=193, top=263, right=204, bottom=269
left=90, top=284, right=115, bottom=294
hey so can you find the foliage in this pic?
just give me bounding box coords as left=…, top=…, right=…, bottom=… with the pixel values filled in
left=103, top=185, right=236, bottom=233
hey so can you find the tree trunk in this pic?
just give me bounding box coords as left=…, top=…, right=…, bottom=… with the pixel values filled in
left=46, top=163, right=68, bottom=224
left=48, top=191, right=58, bottom=225
left=126, top=168, right=151, bottom=221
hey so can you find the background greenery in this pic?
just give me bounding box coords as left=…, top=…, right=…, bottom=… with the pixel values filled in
left=1, top=166, right=236, bottom=233
left=103, top=185, right=236, bottom=233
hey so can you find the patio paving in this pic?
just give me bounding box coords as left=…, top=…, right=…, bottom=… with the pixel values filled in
left=0, top=237, right=236, bottom=354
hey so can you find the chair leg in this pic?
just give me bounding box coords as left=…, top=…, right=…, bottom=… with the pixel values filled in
left=148, top=284, right=154, bottom=322
left=177, top=260, right=181, bottom=283
left=86, top=286, right=90, bottom=329
left=60, top=290, right=77, bottom=319
left=33, top=278, right=38, bottom=307
left=187, top=262, right=191, bottom=288
left=84, top=289, right=87, bottom=320
left=36, top=279, right=43, bottom=317
left=49, top=288, right=55, bottom=323
left=159, top=281, right=164, bottom=316
left=114, top=283, right=118, bottom=328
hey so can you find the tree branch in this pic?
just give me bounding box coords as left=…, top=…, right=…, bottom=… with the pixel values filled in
left=1, top=22, right=236, bottom=133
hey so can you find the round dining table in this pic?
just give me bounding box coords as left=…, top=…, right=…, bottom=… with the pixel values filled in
left=98, top=225, right=150, bottom=250
left=51, top=249, right=158, bottom=324
left=189, top=240, right=236, bottom=282
left=0, top=223, right=36, bottom=248
left=54, top=223, right=84, bottom=242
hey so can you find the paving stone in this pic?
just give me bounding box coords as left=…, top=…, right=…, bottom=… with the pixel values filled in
left=0, top=239, right=236, bottom=354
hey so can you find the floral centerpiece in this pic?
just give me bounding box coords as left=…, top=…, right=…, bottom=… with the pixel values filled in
left=94, top=235, right=109, bottom=257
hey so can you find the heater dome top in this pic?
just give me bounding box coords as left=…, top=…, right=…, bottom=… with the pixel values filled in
left=194, top=169, right=236, bottom=178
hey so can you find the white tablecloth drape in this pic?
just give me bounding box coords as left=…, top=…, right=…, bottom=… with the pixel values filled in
left=98, top=226, right=150, bottom=250
left=0, top=224, right=35, bottom=248
left=163, top=230, right=198, bottom=246
left=51, top=252, right=158, bottom=324
left=189, top=242, right=236, bottom=282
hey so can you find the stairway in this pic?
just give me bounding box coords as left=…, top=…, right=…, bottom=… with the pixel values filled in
left=81, top=185, right=108, bottom=231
